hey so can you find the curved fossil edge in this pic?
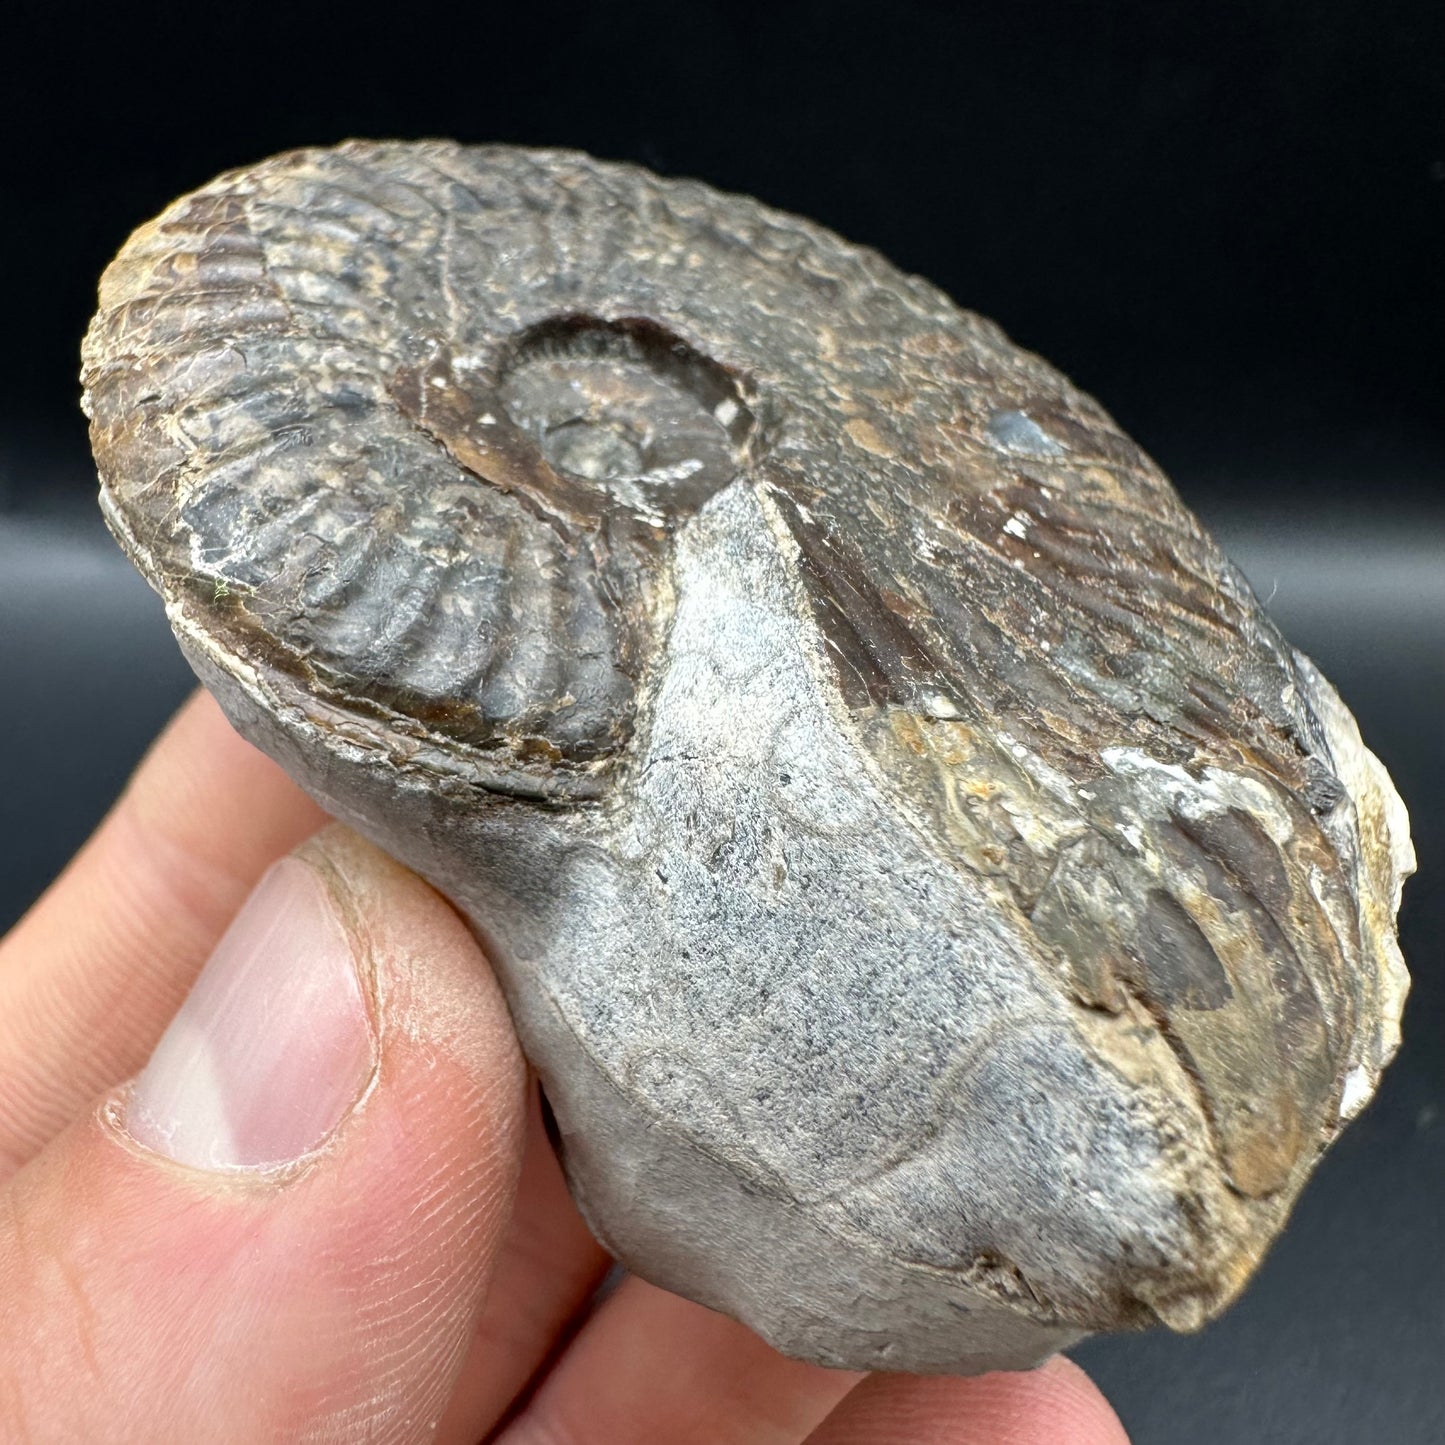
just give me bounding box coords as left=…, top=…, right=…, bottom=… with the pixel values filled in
left=155, top=498, right=1411, bottom=1373
left=79, top=141, right=1416, bottom=1372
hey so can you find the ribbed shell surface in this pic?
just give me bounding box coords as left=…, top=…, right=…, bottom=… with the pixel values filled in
left=82, top=143, right=1411, bottom=1319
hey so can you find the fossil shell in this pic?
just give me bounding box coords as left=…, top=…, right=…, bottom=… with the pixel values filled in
left=82, top=141, right=1413, bottom=1374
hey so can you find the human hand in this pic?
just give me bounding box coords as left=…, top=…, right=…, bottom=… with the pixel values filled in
left=0, top=691, right=1131, bottom=1443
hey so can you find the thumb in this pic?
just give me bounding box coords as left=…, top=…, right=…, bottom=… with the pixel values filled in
left=0, top=827, right=527, bottom=1444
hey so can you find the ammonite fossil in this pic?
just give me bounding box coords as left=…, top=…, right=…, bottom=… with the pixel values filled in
left=82, top=141, right=1413, bottom=1374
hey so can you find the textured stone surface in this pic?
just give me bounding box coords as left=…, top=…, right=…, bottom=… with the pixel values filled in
left=82, top=141, right=1413, bottom=1373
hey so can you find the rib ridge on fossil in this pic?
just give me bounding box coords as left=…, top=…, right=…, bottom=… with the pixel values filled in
left=82, top=141, right=1412, bottom=1373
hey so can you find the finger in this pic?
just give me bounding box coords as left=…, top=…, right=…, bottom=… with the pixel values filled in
left=0, top=690, right=326, bottom=1175
left=0, top=827, right=527, bottom=1444
left=432, top=1084, right=612, bottom=1444
left=803, top=1357, right=1130, bottom=1445
left=496, top=1276, right=861, bottom=1445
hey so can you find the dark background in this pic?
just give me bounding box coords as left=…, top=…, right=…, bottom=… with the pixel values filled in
left=2, top=2, right=1440, bottom=1441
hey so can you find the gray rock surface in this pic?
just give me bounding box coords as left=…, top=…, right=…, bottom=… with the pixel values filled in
left=82, top=141, right=1412, bottom=1372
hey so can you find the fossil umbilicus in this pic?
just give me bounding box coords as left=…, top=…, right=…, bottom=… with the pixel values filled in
left=82, top=142, right=1412, bottom=1374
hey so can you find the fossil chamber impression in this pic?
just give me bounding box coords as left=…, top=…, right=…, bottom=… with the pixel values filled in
left=81, top=141, right=1413, bottom=1374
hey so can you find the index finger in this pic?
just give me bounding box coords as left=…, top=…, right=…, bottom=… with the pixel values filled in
left=0, top=690, right=326, bottom=1176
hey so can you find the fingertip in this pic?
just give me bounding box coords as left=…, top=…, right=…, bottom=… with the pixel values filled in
left=1030, top=1356, right=1133, bottom=1445
left=0, top=690, right=330, bottom=1173
left=300, top=825, right=527, bottom=1115
left=0, top=824, right=529, bottom=1441
left=807, top=1353, right=1130, bottom=1445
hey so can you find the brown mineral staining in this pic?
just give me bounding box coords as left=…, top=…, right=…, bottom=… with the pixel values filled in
left=83, top=142, right=1412, bottom=1372
left=845, top=416, right=893, bottom=457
